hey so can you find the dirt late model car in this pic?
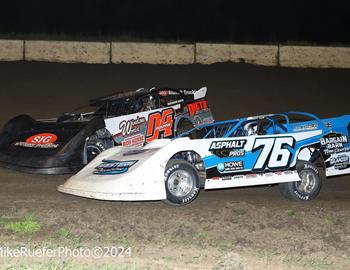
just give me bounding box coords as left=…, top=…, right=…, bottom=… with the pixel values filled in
left=58, top=112, right=350, bottom=205
left=0, top=87, right=213, bottom=174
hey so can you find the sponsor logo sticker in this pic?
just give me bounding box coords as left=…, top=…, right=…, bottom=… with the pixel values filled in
left=330, top=154, right=350, bottom=170
left=14, top=133, right=59, bottom=149
left=217, top=161, right=244, bottom=173
left=209, top=140, right=246, bottom=158
left=321, top=133, right=349, bottom=155
left=94, top=160, right=138, bottom=175
left=187, top=100, right=208, bottom=116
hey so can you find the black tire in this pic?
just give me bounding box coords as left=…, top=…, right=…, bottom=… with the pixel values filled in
left=163, top=160, right=200, bottom=206
left=176, top=119, right=194, bottom=137
left=278, top=161, right=323, bottom=201
left=85, top=128, right=114, bottom=163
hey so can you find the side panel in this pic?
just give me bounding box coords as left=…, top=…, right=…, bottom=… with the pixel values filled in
left=320, top=116, right=350, bottom=176
left=104, top=107, right=176, bottom=147
left=200, top=130, right=322, bottom=190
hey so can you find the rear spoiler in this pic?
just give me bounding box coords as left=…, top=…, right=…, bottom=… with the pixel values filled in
left=158, top=86, right=208, bottom=100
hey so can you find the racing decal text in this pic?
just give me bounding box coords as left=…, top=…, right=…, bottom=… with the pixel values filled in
left=217, top=161, right=244, bottom=173
left=118, top=116, right=146, bottom=137
left=14, top=133, right=59, bottom=149
left=330, top=155, right=350, bottom=170
left=94, top=160, right=138, bottom=175
left=145, top=108, right=174, bottom=143
left=209, top=139, right=246, bottom=158
left=187, top=100, right=208, bottom=116
left=321, top=133, right=349, bottom=155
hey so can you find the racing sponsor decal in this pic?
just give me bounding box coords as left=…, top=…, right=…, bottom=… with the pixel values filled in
left=167, top=99, right=184, bottom=106
left=121, top=134, right=145, bottom=147
left=293, top=123, right=318, bottom=132
left=14, top=133, right=60, bottom=149
left=117, top=116, right=146, bottom=138
left=187, top=100, right=208, bottom=116
left=320, top=133, right=349, bottom=155
left=93, top=159, right=138, bottom=175
left=145, top=108, right=175, bottom=143
left=217, top=161, right=244, bottom=173
left=330, top=155, right=350, bottom=170
left=209, top=140, right=247, bottom=158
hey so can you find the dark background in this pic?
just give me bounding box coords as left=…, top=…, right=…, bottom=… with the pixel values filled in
left=0, top=0, right=349, bottom=44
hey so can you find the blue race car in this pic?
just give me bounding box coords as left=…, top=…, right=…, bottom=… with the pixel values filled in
left=59, top=111, right=350, bottom=206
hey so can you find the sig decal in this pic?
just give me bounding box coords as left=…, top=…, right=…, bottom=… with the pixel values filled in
left=209, top=140, right=246, bottom=158
left=187, top=100, right=208, bottom=116
left=94, top=160, right=138, bottom=175
left=321, top=133, right=349, bottom=155
left=145, top=108, right=174, bottom=143
left=14, top=133, right=59, bottom=149
left=330, top=155, right=350, bottom=170
left=217, top=161, right=244, bottom=173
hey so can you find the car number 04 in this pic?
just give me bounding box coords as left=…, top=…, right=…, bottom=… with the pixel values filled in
left=252, top=137, right=295, bottom=170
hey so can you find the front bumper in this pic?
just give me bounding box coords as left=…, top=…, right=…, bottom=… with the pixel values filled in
left=58, top=185, right=162, bottom=201
left=0, top=160, right=82, bottom=174
left=0, top=151, right=83, bottom=175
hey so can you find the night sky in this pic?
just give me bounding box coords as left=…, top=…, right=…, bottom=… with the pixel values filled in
left=0, top=0, right=349, bottom=44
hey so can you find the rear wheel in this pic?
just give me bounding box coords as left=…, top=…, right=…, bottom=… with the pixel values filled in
left=278, top=161, right=323, bottom=201
left=164, top=160, right=200, bottom=206
left=85, top=128, right=114, bottom=163
left=176, top=119, right=194, bottom=137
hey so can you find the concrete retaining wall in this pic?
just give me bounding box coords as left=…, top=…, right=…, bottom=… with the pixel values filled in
left=0, top=39, right=349, bottom=68
left=0, top=40, right=24, bottom=61
left=111, top=42, right=194, bottom=64
left=25, top=40, right=110, bottom=64
left=196, top=43, right=278, bottom=66
left=280, top=46, right=350, bottom=68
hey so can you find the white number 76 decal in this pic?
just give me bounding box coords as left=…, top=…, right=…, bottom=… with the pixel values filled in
left=252, top=137, right=295, bottom=171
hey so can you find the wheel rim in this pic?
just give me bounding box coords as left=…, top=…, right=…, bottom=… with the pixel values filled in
left=296, top=170, right=316, bottom=194
left=87, top=145, right=102, bottom=162
left=167, top=169, right=193, bottom=197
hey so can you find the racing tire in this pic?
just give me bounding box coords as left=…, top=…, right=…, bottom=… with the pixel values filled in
left=163, top=160, right=200, bottom=206
left=278, top=161, right=323, bottom=201
left=85, top=129, right=114, bottom=163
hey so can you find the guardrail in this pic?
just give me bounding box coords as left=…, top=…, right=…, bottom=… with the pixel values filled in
left=0, top=39, right=349, bottom=68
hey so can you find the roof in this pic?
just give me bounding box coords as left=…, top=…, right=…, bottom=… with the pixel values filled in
left=89, top=88, right=151, bottom=106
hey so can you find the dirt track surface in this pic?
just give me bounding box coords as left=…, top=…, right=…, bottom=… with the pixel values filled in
left=0, top=62, right=350, bottom=269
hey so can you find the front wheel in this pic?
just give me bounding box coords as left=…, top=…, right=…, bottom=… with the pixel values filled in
left=278, top=161, right=323, bottom=201
left=164, top=160, right=200, bottom=206
left=85, top=128, right=114, bottom=163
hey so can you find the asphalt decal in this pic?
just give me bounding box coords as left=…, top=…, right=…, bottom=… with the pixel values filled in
left=209, top=140, right=247, bottom=158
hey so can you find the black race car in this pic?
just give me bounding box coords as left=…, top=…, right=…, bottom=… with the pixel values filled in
left=0, top=87, right=213, bottom=174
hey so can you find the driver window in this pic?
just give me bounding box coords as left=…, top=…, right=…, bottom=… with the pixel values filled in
left=138, top=95, right=159, bottom=112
